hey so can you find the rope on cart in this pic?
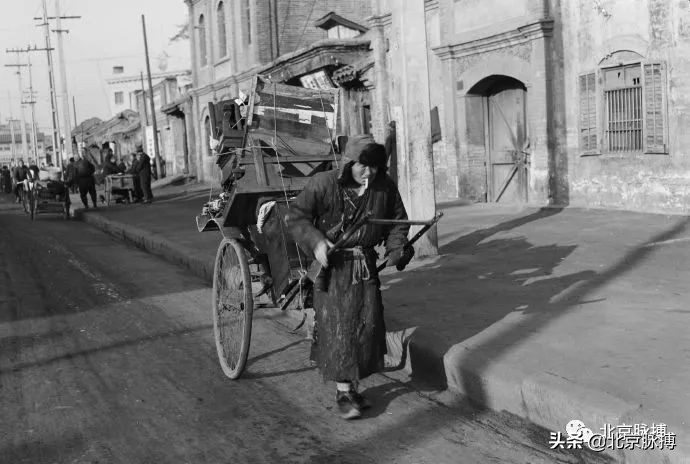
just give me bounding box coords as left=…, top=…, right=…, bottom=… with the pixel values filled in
left=271, top=82, right=307, bottom=308
left=317, top=88, right=339, bottom=170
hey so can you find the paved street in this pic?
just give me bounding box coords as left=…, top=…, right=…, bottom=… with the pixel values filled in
left=0, top=195, right=612, bottom=463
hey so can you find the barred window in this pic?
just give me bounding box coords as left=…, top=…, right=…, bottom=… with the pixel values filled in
left=578, top=60, right=667, bottom=155
left=603, top=64, right=642, bottom=153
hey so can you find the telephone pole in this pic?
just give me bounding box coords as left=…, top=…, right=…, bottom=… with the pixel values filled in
left=33, top=0, right=62, bottom=169
left=25, top=53, right=40, bottom=162
left=142, top=15, right=163, bottom=178
left=45, top=0, right=81, bottom=161
left=3, top=61, right=30, bottom=163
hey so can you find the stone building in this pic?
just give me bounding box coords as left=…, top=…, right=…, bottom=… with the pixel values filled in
left=369, top=0, right=690, bottom=214
left=133, top=74, right=193, bottom=176
left=183, top=0, right=372, bottom=183
left=105, top=67, right=191, bottom=117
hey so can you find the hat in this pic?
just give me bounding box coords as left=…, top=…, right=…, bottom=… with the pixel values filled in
left=135, top=142, right=143, bottom=150
left=342, top=134, right=386, bottom=170
left=342, top=134, right=375, bottom=161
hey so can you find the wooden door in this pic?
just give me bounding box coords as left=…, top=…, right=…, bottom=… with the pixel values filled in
left=487, top=85, right=529, bottom=203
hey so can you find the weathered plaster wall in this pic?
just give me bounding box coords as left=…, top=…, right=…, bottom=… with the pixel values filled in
left=426, top=1, right=459, bottom=200
left=435, top=3, right=555, bottom=205
left=563, top=0, right=690, bottom=213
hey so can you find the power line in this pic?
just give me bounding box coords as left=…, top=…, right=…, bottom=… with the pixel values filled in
left=34, top=0, right=81, bottom=162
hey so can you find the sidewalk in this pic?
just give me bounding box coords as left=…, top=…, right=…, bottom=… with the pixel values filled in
left=74, top=185, right=690, bottom=464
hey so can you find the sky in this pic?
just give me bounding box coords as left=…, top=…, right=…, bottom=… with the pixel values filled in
left=0, top=0, right=190, bottom=136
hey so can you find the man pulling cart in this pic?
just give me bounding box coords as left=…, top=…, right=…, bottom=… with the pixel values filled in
left=197, top=77, right=440, bottom=420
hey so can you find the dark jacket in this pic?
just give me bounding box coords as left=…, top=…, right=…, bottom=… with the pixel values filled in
left=65, top=162, right=76, bottom=183
left=13, top=165, right=28, bottom=182
left=135, top=152, right=151, bottom=175
left=287, top=159, right=409, bottom=258
left=102, top=160, right=123, bottom=176
left=28, top=164, right=40, bottom=180
left=75, top=158, right=95, bottom=179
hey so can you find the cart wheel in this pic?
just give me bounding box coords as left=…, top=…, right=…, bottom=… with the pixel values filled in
left=212, top=238, right=254, bottom=379
left=21, top=191, right=29, bottom=214
left=29, top=190, right=36, bottom=221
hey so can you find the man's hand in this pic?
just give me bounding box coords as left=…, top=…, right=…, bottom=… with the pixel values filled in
left=388, top=246, right=415, bottom=271
left=314, top=239, right=334, bottom=268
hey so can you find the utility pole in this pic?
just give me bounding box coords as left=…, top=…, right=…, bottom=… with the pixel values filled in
left=26, top=53, right=40, bottom=163
left=7, top=116, right=17, bottom=165
left=3, top=61, right=30, bottom=162
left=34, top=0, right=62, bottom=169
left=140, top=71, right=149, bottom=125
left=49, top=0, right=81, bottom=161
left=139, top=71, right=149, bottom=153
left=142, top=15, right=163, bottom=178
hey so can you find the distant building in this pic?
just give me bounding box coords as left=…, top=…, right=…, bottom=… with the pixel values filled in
left=0, top=122, right=46, bottom=166
left=133, top=73, right=193, bottom=175
left=105, top=66, right=191, bottom=117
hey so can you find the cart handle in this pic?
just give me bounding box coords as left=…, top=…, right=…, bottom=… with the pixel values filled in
left=376, top=212, right=443, bottom=272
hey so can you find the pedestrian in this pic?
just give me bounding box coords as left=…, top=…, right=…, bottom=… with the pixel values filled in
left=13, top=159, right=29, bottom=203
left=1, top=165, right=11, bottom=194
left=75, top=155, right=98, bottom=208
left=134, top=142, right=153, bottom=203
left=286, top=135, right=415, bottom=420
left=65, top=157, right=77, bottom=194
left=27, top=158, right=40, bottom=181
left=102, top=150, right=123, bottom=176
left=117, top=158, right=127, bottom=174
left=128, top=152, right=143, bottom=202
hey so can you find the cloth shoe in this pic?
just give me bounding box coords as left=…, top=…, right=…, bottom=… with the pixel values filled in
left=336, top=391, right=362, bottom=420
left=350, top=391, right=371, bottom=410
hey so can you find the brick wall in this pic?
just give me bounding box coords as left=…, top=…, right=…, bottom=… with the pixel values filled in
left=275, top=0, right=371, bottom=55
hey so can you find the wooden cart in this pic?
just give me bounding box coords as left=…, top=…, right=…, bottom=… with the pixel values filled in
left=104, top=174, right=136, bottom=205
left=197, top=77, right=438, bottom=380
left=23, top=179, right=70, bottom=221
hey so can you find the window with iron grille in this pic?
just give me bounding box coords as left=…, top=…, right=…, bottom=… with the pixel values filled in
left=578, top=60, right=667, bottom=154
left=603, top=64, right=642, bottom=153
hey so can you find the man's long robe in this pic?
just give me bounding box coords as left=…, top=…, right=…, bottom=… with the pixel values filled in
left=287, top=161, right=409, bottom=381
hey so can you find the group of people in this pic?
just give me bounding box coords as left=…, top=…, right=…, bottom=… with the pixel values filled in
left=0, top=159, right=42, bottom=204
left=62, top=142, right=154, bottom=208
left=1, top=143, right=154, bottom=208
left=99, top=142, right=154, bottom=204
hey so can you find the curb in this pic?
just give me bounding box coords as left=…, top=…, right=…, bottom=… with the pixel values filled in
left=76, top=210, right=214, bottom=283
left=444, top=342, right=690, bottom=464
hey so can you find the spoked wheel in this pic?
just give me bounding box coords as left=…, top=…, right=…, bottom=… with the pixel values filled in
left=212, top=238, right=254, bottom=379
left=29, top=189, right=37, bottom=221
left=21, top=190, right=29, bottom=214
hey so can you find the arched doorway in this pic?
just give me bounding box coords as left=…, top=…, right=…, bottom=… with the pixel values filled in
left=469, top=75, right=529, bottom=203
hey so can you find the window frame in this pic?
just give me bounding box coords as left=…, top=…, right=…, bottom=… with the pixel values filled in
left=600, top=61, right=643, bottom=155
left=217, top=1, right=227, bottom=58
left=242, top=0, right=251, bottom=45
left=578, top=59, right=669, bottom=157
left=198, top=14, right=208, bottom=67
left=114, top=91, right=124, bottom=105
